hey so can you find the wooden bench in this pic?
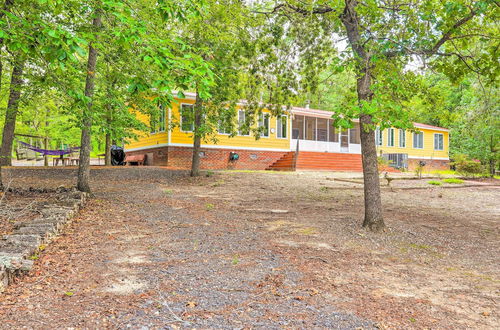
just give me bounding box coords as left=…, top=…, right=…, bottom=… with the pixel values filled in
left=124, top=154, right=146, bottom=166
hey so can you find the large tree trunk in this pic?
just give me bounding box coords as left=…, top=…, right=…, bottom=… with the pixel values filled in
left=0, top=60, right=25, bottom=166
left=341, top=0, right=385, bottom=231
left=77, top=12, right=102, bottom=193
left=190, top=91, right=203, bottom=177
left=105, top=132, right=111, bottom=166
left=359, top=114, right=385, bottom=231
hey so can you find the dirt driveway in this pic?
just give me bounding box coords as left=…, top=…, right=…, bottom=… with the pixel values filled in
left=0, top=167, right=498, bottom=329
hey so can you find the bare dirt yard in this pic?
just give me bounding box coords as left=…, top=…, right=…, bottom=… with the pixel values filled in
left=0, top=167, right=498, bottom=329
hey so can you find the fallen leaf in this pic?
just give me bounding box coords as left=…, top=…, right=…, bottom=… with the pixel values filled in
left=186, top=301, right=197, bottom=308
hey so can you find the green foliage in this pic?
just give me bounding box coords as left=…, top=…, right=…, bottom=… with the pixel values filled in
left=452, top=154, right=484, bottom=177
left=442, top=178, right=464, bottom=184
left=414, top=163, right=425, bottom=179
left=427, top=180, right=442, bottom=186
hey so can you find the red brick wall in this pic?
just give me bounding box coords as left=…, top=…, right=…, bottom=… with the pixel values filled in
left=125, top=147, right=168, bottom=166
left=408, top=158, right=449, bottom=171
left=126, top=146, right=288, bottom=170
left=168, top=146, right=288, bottom=170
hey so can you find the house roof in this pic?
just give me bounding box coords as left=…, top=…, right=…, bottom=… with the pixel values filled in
left=291, top=106, right=449, bottom=132
left=173, top=92, right=449, bottom=132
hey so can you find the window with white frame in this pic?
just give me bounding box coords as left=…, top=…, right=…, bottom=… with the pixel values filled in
left=218, top=119, right=231, bottom=134
left=180, top=104, right=194, bottom=132
left=258, top=113, right=270, bottom=137
left=399, top=129, right=406, bottom=147
left=151, top=104, right=166, bottom=133
left=434, top=133, right=444, bottom=150
left=238, top=110, right=249, bottom=135
left=277, top=115, right=287, bottom=138
left=375, top=127, right=383, bottom=146
left=387, top=128, right=395, bottom=147
left=413, top=132, right=424, bottom=149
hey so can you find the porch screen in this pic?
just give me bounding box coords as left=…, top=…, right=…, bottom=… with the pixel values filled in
left=292, top=115, right=304, bottom=139
left=328, top=120, right=338, bottom=142
left=349, top=122, right=360, bottom=144
left=305, top=116, right=316, bottom=140
left=317, top=118, right=328, bottom=141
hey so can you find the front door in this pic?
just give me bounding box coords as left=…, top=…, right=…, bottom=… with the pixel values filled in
left=340, top=129, right=349, bottom=152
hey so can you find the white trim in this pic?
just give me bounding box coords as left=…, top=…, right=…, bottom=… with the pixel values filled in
left=387, top=128, right=395, bottom=147
left=414, top=125, right=449, bottom=132
left=413, top=131, right=424, bottom=149
left=169, top=143, right=289, bottom=152
left=167, top=107, right=172, bottom=144
left=258, top=113, right=270, bottom=138
left=276, top=115, right=288, bottom=139
left=408, top=156, right=449, bottom=160
left=398, top=129, right=406, bottom=148
left=433, top=133, right=444, bottom=151
left=125, top=143, right=290, bottom=153
left=125, top=143, right=170, bottom=152
left=238, top=110, right=250, bottom=136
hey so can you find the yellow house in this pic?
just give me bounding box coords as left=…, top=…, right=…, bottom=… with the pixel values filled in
left=125, top=92, right=449, bottom=171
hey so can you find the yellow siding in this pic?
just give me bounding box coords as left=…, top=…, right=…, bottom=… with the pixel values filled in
left=125, top=110, right=168, bottom=150
left=169, top=100, right=289, bottom=150
left=126, top=98, right=290, bottom=151
left=376, top=128, right=449, bottom=159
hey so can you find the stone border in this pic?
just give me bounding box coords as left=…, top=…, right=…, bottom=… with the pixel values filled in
left=0, top=189, right=87, bottom=292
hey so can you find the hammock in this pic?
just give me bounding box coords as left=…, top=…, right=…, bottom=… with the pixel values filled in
left=18, top=141, right=80, bottom=156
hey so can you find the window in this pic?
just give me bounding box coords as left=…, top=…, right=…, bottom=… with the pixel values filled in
left=292, top=115, right=304, bottom=139
left=305, top=116, right=316, bottom=141
left=399, top=129, right=406, bottom=148
left=218, top=118, right=231, bottom=134
left=277, top=115, right=287, bottom=138
left=387, top=128, right=395, bottom=147
left=180, top=104, right=194, bottom=132
left=349, top=122, right=361, bottom=144
left=151, top=104, right=166, bottom=133
left=328, top=120, right=338, bottom=142
left=375, top=127, right=383, bottom=146
left=316, top=118, right=328, bottom=141
left=413, top=132, right=424, bottom=149
left=238, top=110, right=249, bottom=135
left=434, top=133, right=444, bottom=150
left=259, top=113, right=270, bottom=137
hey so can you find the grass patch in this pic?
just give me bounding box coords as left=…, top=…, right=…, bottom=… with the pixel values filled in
left=294, top=227, right=318, bottom=235
left=442, top=178, right=464, bottom=184
left=427, top=180, right=442, bottom=186
left=408, top=243, right=432, bottom=250
left=163, top=188, right=173, bottom=195
left=205, top=203, right=215, bottom=211
left=431, top=169, right=456, bottom=176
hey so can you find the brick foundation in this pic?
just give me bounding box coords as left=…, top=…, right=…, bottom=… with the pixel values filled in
left=125, top=146, right=288, bottom=170
left=408, top=158, right=449, bottom=171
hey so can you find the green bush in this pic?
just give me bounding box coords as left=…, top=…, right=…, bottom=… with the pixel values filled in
left=427, top=180, right=442, bottom=186
left=452, top=154, right=484, bottom=177
left=442, top=178, right=464, bottom=184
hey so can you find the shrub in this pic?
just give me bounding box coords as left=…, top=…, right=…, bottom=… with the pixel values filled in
left=451, top=154, right=484, bottom=177
left=442, top=178, right=464, bottom=184
left=377, top=156, right=392, bottom=173
left=414, top=161, right=426, bottom=178
left=427, top=180, right=442, bottom=186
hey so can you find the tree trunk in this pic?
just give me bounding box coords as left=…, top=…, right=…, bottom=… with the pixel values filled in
left=77, top=11, right=102, bottom=193
left=190, top=91, right=203, bottom=177
left=359, top=114, right=385, bottom=231
left=341, top=0, right=385, bottom=231
left=105, top=132, right=111, bottom=166
left=0, top=60, right=25, bottom=166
